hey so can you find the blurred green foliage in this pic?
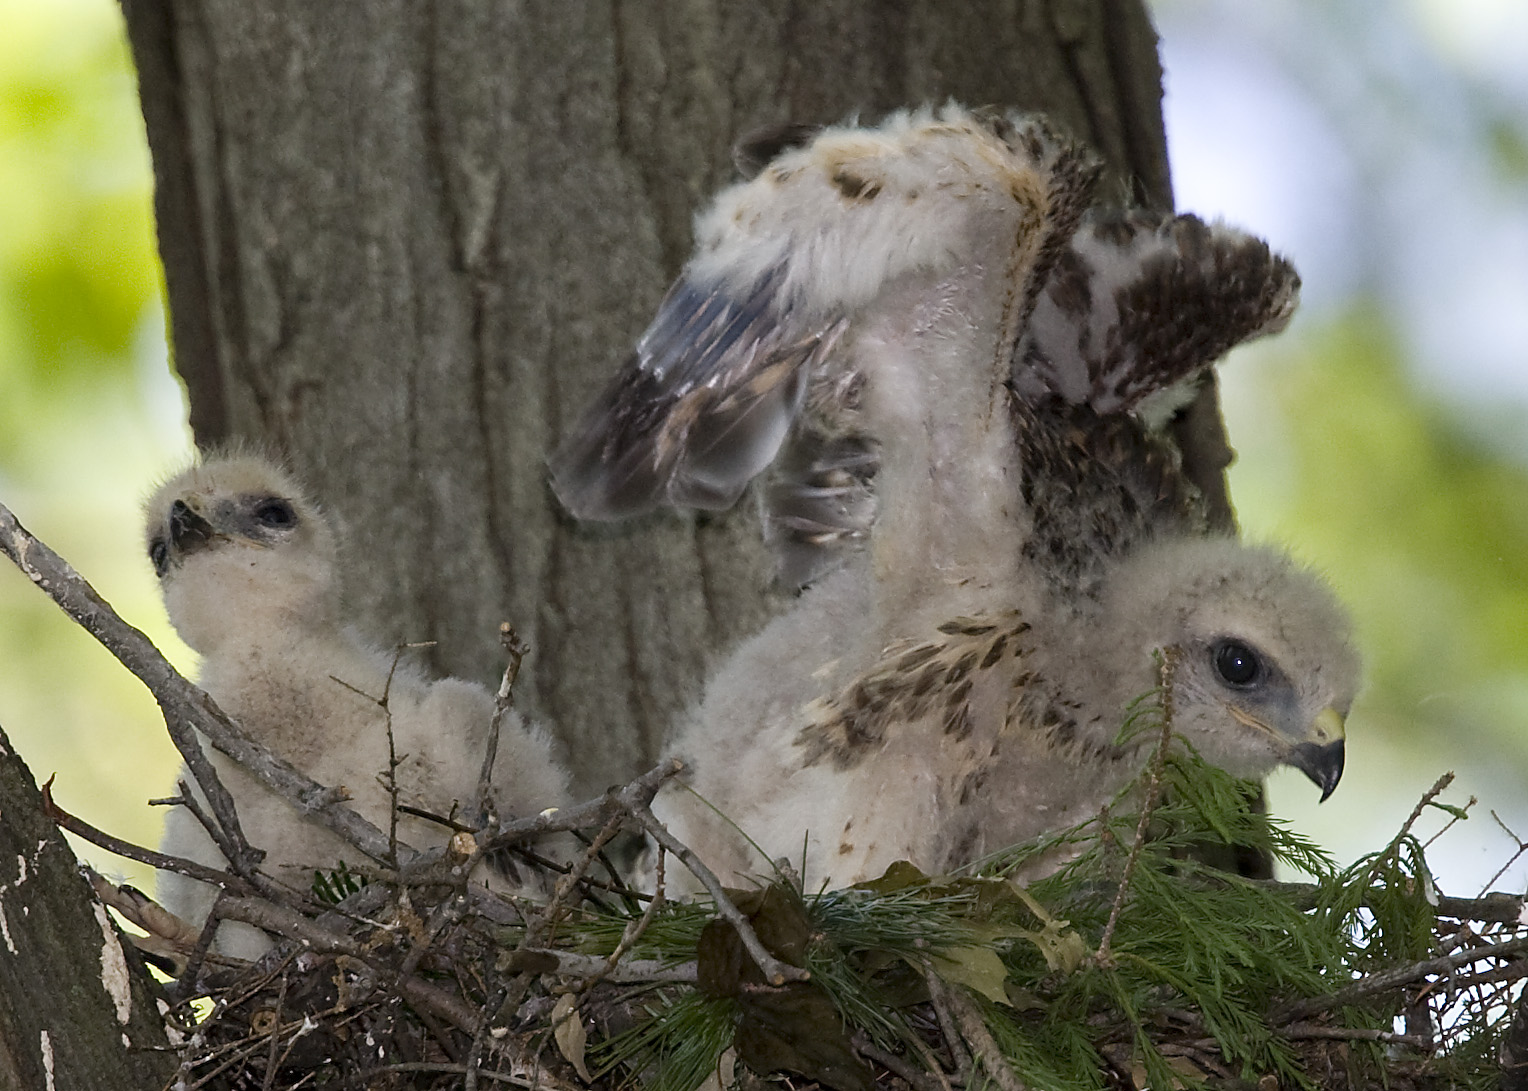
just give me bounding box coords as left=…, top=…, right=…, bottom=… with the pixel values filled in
left=1227, top=314, right=1528, bottom=760
left=0, top=0, right=163, bottom=465
left=0, top=0, right=189, bottom=896
left=1225, top=323, right=1528, bottom=884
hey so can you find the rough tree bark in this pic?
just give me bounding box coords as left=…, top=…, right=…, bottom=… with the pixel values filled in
left=0, top=725, right=177, bottom=1089
left=117, top=0, right=1227, bottom=799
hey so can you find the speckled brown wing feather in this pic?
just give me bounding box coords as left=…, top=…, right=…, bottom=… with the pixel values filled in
left=1012, top=396, right=1210, bottom=599
left=795, top=613, right=1032, bottom=770
left=1012, top=209, right=1300, bottom=414
left=1003, top=209, right=1300, bottom=598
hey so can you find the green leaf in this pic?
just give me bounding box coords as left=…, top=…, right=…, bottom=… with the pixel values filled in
left=932, top=944, right=1011, bottom=1005
left=850, top=859, right=929, bottom=895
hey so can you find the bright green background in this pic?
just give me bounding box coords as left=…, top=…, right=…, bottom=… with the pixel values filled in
left=0, top=0, right=1524, bottom=901
left=0, top=0, right=190, bottom=896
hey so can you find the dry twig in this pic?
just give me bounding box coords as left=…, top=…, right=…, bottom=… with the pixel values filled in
left=937, top=978, right=1029, bottom=1091
left=478, top=622, right=529, bottom=815
left=1274, top=933, right=1528, bottom=1023
left=622, top=796, right=811, bottom=986
left=0, top=500, right=261, bottom=872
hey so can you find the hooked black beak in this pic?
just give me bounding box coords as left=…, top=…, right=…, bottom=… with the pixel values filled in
left=1284, top=706, right=1345, bottom=802
left=169, top=499, right=216, bottom=554
left=1288, top=738, right=1345, bottom=802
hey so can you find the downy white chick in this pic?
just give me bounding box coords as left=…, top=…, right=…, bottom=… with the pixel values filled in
left=147, top=452, right=570, bottom=958
left=551, top=105, right=1357, bottom=889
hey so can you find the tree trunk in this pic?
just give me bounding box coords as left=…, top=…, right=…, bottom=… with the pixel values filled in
left=118, top=0, right=1220, bottom=797
left=0, top=725, right=177, bottom=1090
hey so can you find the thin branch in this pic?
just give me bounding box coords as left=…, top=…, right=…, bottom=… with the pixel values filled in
left=905, top=1033, right=958, bottom=1091
left=1421, top=794, right=1477, bottom=851
left=480, top=759, right=683, bottom=852
left=398, top=806, right=650, bottom=905
left=465, top=814, right=629, bottom=1091
left=42, top=776, right=250, bottom=891
left=464, top=978, right=516, bottom=1091
left=939, top=981, right=1029, bottom=1091
left=331, top=646, right=438, bottom=872
left=377, top=1061, right=578, bottom=1091
left=506, top=842, right=646, bottom=906
left=624, top=796, right=811, bottom=986
left=569, top=825, right=647, bottom=909
left=213, top=895, right=485, bottom=1033
left=1440, top=961, right=1528, bottom=995
left=397, top=889, right=472, bottom=981
left=0, top=500, right=259, bottom=872
left=500, top=947, right=697, bottom=984
left=1356, top=773, right=1455, bottom=894
left=259, top=969, right=290, bottom=1091
left=177, top=891, right=227, bottom=998
left=923, top=965, right=972, bottom=1084
left=1282, top=1023, right=1432, bottom=1048
left=46, top=774, right=332, bottom=962
left=573, top=847, right=667, bottom=993
left=477, top=622, right=529, bottom=814
left=382, top=652, right=407, bottom=868
left=1257, top=878, right=1527, bottom=926
left=850, top=1033, right=947, bottom=1091
left=505, top=816, right=625, bottom=996
left=1274, top=933, right=1528, bottom=1023
left=161, top=778, right=240, bottom=867
left=1480, top=810, right=1528, bottom=898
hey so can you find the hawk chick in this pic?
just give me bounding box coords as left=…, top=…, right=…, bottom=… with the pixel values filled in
left=662, top=537, right=1354, bottom=887
left=550, top=105, right=1357, bottom=889
left=147, top=452, right=570, bottom=958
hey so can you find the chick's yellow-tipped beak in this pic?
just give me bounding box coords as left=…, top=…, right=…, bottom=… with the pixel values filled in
left=1287, top=707, right=1346, bottom=803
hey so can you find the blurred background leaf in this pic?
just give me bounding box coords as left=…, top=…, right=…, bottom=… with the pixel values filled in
left=0, top=0, right=191, bottom=897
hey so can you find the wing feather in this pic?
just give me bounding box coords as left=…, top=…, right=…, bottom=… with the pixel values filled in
left=794, top=611, right=1030, bottom=770
left=1013, top=210, right=1300, bottom=414
left=763, top=431, right=878, bottom=588
left=549, top=267, right=846, bottom=519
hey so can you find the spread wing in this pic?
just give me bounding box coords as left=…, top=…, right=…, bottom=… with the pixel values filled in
left=1012, top=209, right=1300, bottom=414
left=1002, top=209, right=1301, bottom=596
left=549, top=105, right=1099, bottom=529
left=549, top=266, right=847, bottom=519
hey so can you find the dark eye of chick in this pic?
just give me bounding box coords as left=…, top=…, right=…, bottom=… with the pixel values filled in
left=1212, top=639, right=1262, bottom=688
left=253, top=498, right=297, bottom=529
left=149, top=537, right=169, bottom=576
